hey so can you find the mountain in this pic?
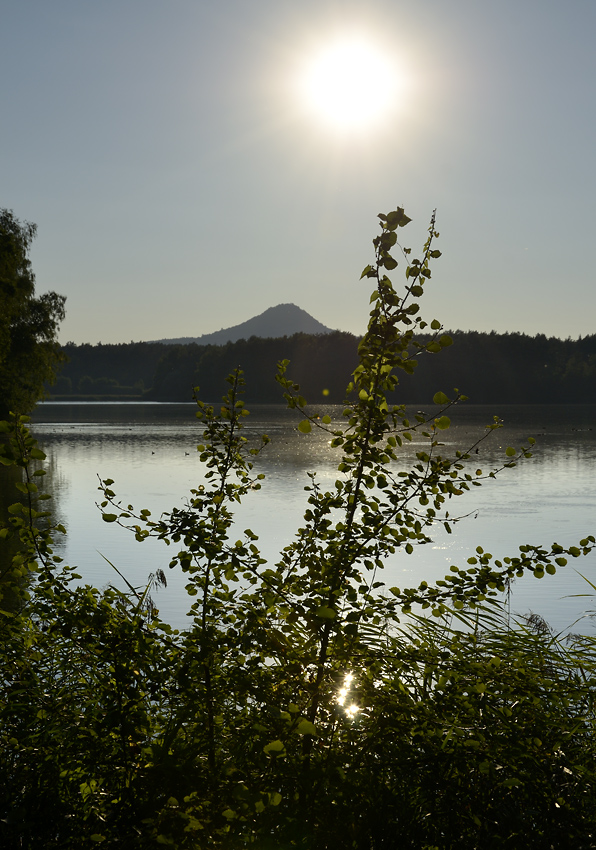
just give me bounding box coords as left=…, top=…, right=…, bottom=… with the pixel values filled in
left=154, top=304, right=334, bottom=346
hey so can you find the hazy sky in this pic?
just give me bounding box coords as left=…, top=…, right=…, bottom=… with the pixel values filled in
left=2, top=0, right=595, bottom=344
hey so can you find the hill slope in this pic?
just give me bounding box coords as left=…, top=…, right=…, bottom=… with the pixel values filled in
left=154, top=303, right=334, bottom=345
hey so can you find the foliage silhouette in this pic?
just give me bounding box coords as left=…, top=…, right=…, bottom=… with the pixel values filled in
left=0, top=209, right=65, bottom=415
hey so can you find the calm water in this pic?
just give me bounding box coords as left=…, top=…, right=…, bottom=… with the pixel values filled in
left=21, top=401, right=596, bottom=632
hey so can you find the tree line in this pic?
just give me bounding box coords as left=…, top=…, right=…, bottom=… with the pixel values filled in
left=53, top=328, right=596, bottom=404
left=53, top=341, right=168, bottom=398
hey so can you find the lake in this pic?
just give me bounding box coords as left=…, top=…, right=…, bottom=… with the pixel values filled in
left=21, top=401, right=596, bottom=633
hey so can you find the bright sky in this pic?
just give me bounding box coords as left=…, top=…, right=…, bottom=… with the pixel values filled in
left=2, top=0, right=595, bottom=344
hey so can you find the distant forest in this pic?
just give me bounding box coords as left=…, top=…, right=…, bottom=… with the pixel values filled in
left=50, top=330, right=596, bottom=405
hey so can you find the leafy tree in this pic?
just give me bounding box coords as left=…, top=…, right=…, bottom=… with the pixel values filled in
left=0, top=209, right=66, bottom=416
left=1, top=208, right=596, bottom=847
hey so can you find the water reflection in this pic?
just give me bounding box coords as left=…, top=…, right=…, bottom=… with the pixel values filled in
left=26, top=402, right=596, bottom=633
left=0, top=439, right=68, bottom=580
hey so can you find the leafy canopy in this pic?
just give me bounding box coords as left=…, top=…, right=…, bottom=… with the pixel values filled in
left=0, top=209, right=66, bottom=416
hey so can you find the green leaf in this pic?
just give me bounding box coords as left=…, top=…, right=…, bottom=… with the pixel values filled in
left=322, top=415, right=331, bottom=424
left=263, top=740, right=285, bottom=754
left=505, top=447, right=516, bottom=457
left=386, top=208, right=406, bottom=230
left=297, top=420, right=312, bottom=434
left=433, top=391, right=450, bottom=405
left=222, top=809, right=237, bottom=820
left=314, top=606, right=336, bottom=619
left=296, top=719, right=318, bottom=736
left=431, top=319, right=441, bottom=330
left=502, top=779, right=525, bottom=793
left=360, top=265, right=373, bottom=279
left=430, top=249, right=442, bottom=258
left=435, top=416, right=451, bottom=431
left=102, top=513, right=118, bottom=523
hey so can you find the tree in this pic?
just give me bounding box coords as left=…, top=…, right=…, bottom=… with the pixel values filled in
left=0, top=209, right=66, bottom=416
left=1, top=208, right=595, bottom=847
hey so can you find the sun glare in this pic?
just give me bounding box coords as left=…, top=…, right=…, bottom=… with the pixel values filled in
left=297, top=39, right=401, bottom=132
left=337, top=672, right=361, bottom=718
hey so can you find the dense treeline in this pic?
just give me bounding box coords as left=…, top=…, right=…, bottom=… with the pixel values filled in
left=53, top=341, right=171, bottom=397
left=149, top=331, right=359, bottom=403
left=53, top=329, right=596, bottom=403
left=409, top=330, right=596, bottom=404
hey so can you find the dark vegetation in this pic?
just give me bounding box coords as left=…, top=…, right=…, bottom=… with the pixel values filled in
left=55, top=331, right=596, bottom=405
left=2, top=207, right=596, bottom=847
left=0, top=209, right=65, bottom=416
left=54, top=341, right=168, bottom=399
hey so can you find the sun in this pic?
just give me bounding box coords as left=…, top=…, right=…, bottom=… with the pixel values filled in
left=297, top=39, right=400, bottom=132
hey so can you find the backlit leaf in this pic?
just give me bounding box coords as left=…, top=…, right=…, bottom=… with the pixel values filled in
left=433, top=391, right=450, bottom=405
left=296, top=719, right=318, bottom=736
left=263, top=740, right=285, bottom=754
